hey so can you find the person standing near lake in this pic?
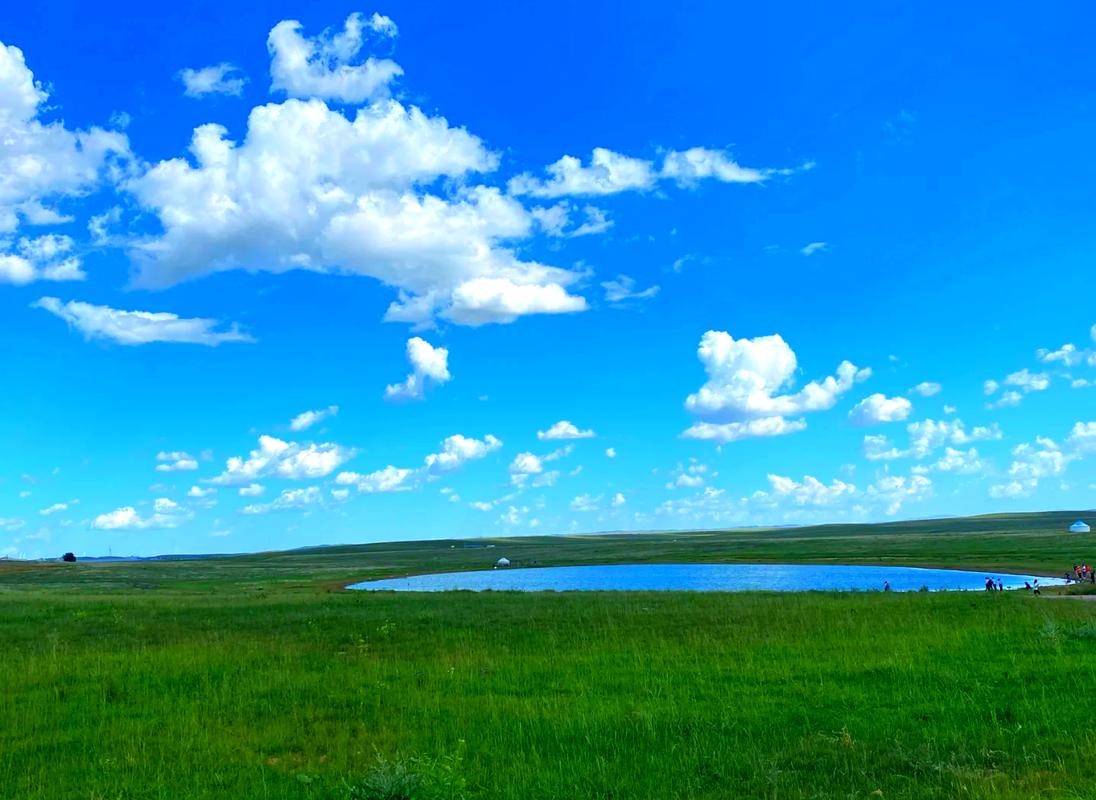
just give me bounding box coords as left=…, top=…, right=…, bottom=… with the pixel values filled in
left=997, top=579, right=1004, bottom=591
left=883, top=580, right=891, bottom=592
left=1033, top=579, right=1041, bottom=596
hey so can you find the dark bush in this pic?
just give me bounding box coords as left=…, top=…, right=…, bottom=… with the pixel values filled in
left=61, top=552, right=76, bottom=563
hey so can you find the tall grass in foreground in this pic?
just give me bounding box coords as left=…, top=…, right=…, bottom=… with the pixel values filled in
left=3, top=590, right=1096, bottom=799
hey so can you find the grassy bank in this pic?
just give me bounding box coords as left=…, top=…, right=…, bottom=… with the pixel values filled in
left=3, top=589, right=1096, bottom=799
left=4, top=509, right=1096, bottom=798
left=2, top=509, right=1094, bottom=594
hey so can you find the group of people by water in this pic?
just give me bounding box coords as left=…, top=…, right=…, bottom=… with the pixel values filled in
left=987, top=577, right=1044, bottom=595
left=1067, top=564, right=1096, bottom=583
left=876, top=564, right=1093, bottom=596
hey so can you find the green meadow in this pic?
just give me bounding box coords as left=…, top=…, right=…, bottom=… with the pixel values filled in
left=3, top=509, right=1096, bottom=799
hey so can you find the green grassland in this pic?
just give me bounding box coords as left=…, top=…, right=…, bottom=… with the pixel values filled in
left=3, top=510, right=1096, bottom=799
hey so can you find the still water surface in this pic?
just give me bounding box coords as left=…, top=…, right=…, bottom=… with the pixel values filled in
left=348, top=563, right=1066, bottom=593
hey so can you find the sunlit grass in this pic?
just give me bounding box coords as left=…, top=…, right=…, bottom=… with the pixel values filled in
left=4, top=510, right=1096, bottom=797
left=4, top=589, right=1096, bottom=798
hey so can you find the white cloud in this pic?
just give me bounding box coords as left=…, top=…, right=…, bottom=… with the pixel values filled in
left=443, top=278, right=586, bottom=326
left=570, top=205, right=613, bottom=237
left=912, top=447, right=985, bottom=475
left=238, top=483, right=265, bottom=497
left=605, top=447, right=617, bottom=458
left=87, top=206, right=122, bottom=245
left=664, top=470, right=931, bottom=522
left=1011, top=438, right=1068, bottom=480
left=570, top=493, right=601, bottom=512
left=537, top=420, right=595, bottom=440
left=156, top=451, right=199, bottom=472
left=542, top=445, right=574, bottom=462
left=1037, top=343, right=1096, bottom=368
left=509, top=148, right=656, bottom=197
left=268, top=13, right=402, bottom=104
left=187, top=486, right=216, bottom=498
left=91, top=498, right=192, bottom=530
left=911, top=382, right=942, bottom=397
left=508, top=452, right=543, bottom=486
left=864, top=419, right=1002, bottom=461
left=861, top=434, right=905, bottom=461
left=242, top=486, right=322, bottom=514
left=989, top=481, right=1028, bottom=499
left=529, top=203, right=569, bottom=236
left=532, top=470, right=560, bottom=488
left=800, top=242, right=827, bottom=256
left=126, top=48, right=587, bottom=327
left=39, top=501, right=74, bottom=516
left=989, top=422, right=1095, bottom=498
left=92, top=507, right=143, bottom=530
left=987, top=390, right=1023, bottom=410
left=335, top=465, right=415, bottom=494
left=337, top=433, right=501, bottom=494
left=510, top=146, right=784, bottom=199
left=509, top=444, right=573, bottom=486
left=289, top=405, right=339, bottom=431
left=990, top=436, right=1071, bottom=498
left=1, top=235, right=87, bottom=285
left=385, top=338, right=450, bottom=401
left=764, top=474, right=857, bottom=506
left=863, top=474, right=933, bottom=516
left=1067, top=421, right=1096, bottom=454
left=209, top=435, right=356, bottom=485
left=666, top=461, right=710, bottom=489
left=422, top=434, right=502, bottom=474
left=1005, top=368, right=1050, bottom=393
left=683, top=331, right=869, bottom=443
left=669, top=473, right=705, bottom=489
left=983, top=369, right=1051, bottom=408
left=684, top=417, right=808, bottom=444
left=33, top=297, right=254, bottom=346
left=534, top=203, right=615, bottom=238
left=179, top=63, right=247, bottom=97
left=848, top=394, right=912, bottom=426
left=659, top=147, right=775, bottom=186
left=0, top=41, right=129, bottom=278
left=601, top=275, right=659, bottom=305
left=499, top=504, right=536, bottom=527
left=611, top=492, right=626, bottom=507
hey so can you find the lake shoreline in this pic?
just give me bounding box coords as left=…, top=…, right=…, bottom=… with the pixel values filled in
left=347, top=562, right=1070, bottom=594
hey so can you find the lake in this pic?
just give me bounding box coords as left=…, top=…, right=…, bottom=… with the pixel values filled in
left=347, top=563, right=1066, bottom=593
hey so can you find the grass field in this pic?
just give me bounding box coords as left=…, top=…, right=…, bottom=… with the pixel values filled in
left=3, top=509, right=1096, bottom=799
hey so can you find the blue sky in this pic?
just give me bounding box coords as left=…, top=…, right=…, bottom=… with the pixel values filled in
left=2, top=1, right=1095, bottom=558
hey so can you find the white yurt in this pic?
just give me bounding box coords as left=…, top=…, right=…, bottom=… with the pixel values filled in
left=495, top=557, right=511, bottom=568
left=1070, top=520, right=1091, bottom=533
